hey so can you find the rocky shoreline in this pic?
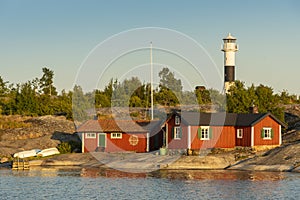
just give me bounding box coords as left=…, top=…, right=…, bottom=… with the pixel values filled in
left=1, top=105, right=300, bottom=173
left=1, top=146, right=299, bottom=173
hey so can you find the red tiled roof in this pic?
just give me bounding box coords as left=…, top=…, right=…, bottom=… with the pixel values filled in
left=76, top=119, right=162, bottom=133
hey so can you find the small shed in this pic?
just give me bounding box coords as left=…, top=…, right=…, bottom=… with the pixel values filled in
left=77, top=119, right=163, bottom=153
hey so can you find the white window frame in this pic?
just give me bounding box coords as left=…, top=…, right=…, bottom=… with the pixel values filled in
left=263, top=128, right=272, bottom=140
left=175, top=116, right=180, bottom=125
left=237, top=129, right=243, bottom=139
left=200, top=126, right=210, bottom=140
left=111, top=132, right=122, bottom=139
left=174, top=126, right=181, bottom=140
left=85, top=133, right=96, bottom=139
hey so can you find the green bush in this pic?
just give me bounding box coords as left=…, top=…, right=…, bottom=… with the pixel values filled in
left=57, top=141, right=82, bottom=154
left=57, top=142, right=72, bottom=154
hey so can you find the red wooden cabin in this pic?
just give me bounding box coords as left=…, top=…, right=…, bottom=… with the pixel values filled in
left=165, top=111, right=286, bottom=150
left=77, top=119, right=163, bottom=153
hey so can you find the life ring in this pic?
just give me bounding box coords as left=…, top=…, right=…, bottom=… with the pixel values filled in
left=129, top=135, right=139, bottom=146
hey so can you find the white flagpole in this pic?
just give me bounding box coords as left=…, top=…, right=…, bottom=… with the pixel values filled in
left=150, top=42, right=154, bottom=120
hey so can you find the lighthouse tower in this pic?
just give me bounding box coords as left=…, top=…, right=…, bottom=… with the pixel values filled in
left=222, top=33, right=238, bottom=93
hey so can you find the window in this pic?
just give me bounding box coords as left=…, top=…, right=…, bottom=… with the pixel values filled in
left=173, top=127, right=182, bottom=139
left=175, top=116, right=180, bottom=125
left=111, top=133, right=122, bottom=139
left=237, top=129, right=243, bottom=138
left=261, top=128, right=273, bottom=140
left=85, top=133, right=96, bottom=138
left=198, top=126, right=211, bottom=140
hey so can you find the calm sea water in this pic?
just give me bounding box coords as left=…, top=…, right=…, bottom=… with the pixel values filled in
left=0, top=167, right=299, bottom=200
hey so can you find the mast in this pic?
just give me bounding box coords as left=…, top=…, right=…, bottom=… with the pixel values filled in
left=150, top=42, right=154, bottom=120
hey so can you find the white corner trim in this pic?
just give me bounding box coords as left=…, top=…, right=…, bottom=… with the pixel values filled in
left=166, top=124, right=168, bottom=148
left=188, top=126, right=191, bottom=149
left=82, top=133, right=85, bottom=153
left=146, top=132, right=150, bottom=152
left=251, top=126, right=254, bottom=147
left=279, top=125, right=282, bottom=145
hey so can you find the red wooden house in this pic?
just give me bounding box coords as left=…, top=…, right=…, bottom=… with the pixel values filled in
left=165, top=111, right=286, bottom=150
left=77, top=119, right=163, bottom=153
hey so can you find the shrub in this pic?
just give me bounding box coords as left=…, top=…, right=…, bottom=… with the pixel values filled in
left=57, top=141, right=82, bottom=154
left=57, top=142, right=72, bottom=154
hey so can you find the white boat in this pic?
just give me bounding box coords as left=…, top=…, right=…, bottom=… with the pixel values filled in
left=37, top=147, right=60, bottom=157
left=13, top=149, right=41, bottom=158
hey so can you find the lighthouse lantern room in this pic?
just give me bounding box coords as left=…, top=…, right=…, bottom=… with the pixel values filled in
left=222, top=33, right=238, bottom=93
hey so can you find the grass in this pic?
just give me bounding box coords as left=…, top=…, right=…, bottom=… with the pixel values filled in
left=0, top=115, right=32, bottom=129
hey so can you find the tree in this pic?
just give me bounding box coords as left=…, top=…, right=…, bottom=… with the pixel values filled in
left=279, top=90, right=297, bottom=104
left=54, top=89, right=73, bottom=119
left=0, top=76, right=8, bottom=96
left=95, top=90, right=111, bottom=108
left=181, top=91, right=198, bottom=105
left=0, top=76, right=9, bottom=115
left=208, top=89, right=226, bottom=111
left=155, top=87, right=179, bottom=106
left=195, top=88, right=212, bottom=105
left=158, top=67, right=182, bottom=105
left=158, top=67, right=182, bottom=93
left=255, top=84, right=284, bottom=121
left=3, top=83, right=18, bottom=115
left=226, top=81, right=284, bottom=122
left=111, top=79, right=127, bottom=107
left=72, top=85, right=91, bottom=122
left=15, top=81, right=38, bottom=115
left=255, top=84, right=276, bottom=113
left=123, top=77, right=142, bottom=96
left=226, top=81, right=253, bottom=113
left=130, top=96, right=142, bottom=107
left=39, top=67, right=57, bottom=96
left=133, top=83, right=148, bottom=107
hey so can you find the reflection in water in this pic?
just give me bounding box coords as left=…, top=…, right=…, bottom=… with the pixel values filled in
left=152, top=170, right=286, bottom=181
left=79, top=167, right=287, bottom=181
left=0, top=168, right=299, bottom=200
left=1, top=167, right=290, bottom=181
left=80, top=167, right=147, bottom=178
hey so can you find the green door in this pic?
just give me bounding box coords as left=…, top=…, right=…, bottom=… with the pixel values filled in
left=98, top=134, right=106, bottom=147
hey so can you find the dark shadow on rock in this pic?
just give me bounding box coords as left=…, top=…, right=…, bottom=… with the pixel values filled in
left=285, top=112, right=300, bottom=131
left=51, top=131, right=82, bottom=153
left=51, top=131, right=80, bottom=143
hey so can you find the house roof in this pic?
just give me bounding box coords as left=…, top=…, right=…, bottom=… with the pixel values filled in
left=236, top=113, right=287, bottom=127
left=235, top=113, right=266, bottom=126
left=76, top=119, right=163, bottom=133
left=176, top=112, right=287, bottom=127
left=180, top=112, right=237, bottom=126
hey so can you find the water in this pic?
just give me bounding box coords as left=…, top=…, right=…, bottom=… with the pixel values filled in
left=0, top=167, right=299, bottom=200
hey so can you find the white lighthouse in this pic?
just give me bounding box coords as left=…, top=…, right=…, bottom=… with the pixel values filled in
left=222, top=33, right=238, bottom=93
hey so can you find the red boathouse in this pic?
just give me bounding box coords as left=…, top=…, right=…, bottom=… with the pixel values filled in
left=77, top=119, right=163, bottom=153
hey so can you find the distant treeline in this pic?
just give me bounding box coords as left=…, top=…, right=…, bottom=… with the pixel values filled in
left=0, top=67, right=298, bottom=121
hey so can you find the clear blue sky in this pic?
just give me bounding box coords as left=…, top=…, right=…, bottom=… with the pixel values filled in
left=1, top=0, right=299, bottom=94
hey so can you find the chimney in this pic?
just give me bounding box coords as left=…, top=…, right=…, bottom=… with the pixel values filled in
left=195, top=86, right=206, bottom=91
left=249, top=104, right=258, bottom=114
